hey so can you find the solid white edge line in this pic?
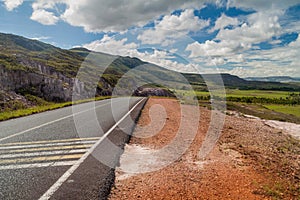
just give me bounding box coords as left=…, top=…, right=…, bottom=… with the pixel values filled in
left=38, top=97, right=145, bottom=200
left=0, top=161, right=77, bottom=170
left=0, top=99, right=118, bottom=142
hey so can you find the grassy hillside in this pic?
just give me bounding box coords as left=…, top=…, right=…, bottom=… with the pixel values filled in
left=0, top=33, right=85, bottom=77
left=1, top=32, right=300, bottom=93
left=1, top=32, right=300, bottom=103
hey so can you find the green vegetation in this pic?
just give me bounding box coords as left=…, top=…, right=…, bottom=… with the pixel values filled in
left=178, top=89, right=292, bottom=99
left=24, top=94, right=49, bottom=105
left=225, top=89, right=291, bottom=98
left=0, top=33, right=84, bottom=77
left=178, top=89, right=300, bottom=123
left=264, top=104, right=300, bottom=118
left=0, top=96, right=111, bottom=121
left=262, top=183, right=284, bottom=199
left=227, top=102, right=300, bottom=124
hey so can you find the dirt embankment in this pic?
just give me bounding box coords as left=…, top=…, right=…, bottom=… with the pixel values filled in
left=109, top=98, right=300, bottom=200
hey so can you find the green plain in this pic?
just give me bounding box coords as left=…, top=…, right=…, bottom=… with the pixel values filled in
left=264, top=104, right=300, bottom=118
left=177, top=89, right=291, bottom=98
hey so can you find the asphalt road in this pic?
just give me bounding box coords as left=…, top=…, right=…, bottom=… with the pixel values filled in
left=0, top=97, right=146, bottom=200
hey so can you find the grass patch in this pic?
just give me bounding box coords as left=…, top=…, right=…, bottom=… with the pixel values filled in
left=0, top=96, right=111, bottom=121
left=177, top=89, right=300, bottom=123
left=262, top=183, right=284, bottom=199
left=225, top=89, right=290, bottom=98
left=227, top=102, right=300, bottom=124
left=177, top=89, right=291, bottom=99
left=264, top=104, right=300, bottom=118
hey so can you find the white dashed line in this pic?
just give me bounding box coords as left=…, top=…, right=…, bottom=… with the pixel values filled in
left=0, top=140, right=98, bottom=150
left=0, top=149, right=87, bottom=159
left=0, top=138, right=99, bottom=169
left=0, top=161, right=77, bottom=170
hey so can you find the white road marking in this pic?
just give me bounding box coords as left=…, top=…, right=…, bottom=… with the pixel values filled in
left=0, top=161, right=77, bottom=170
left=0, top=140, right=98, bottom=150
left=39, top=98, right=145, bottom=200
left=0, top=137, right=101, bottom=147
left=0, top=154, right=84, bottom=165
left=0, top=137, right=99, bottom=169
left=0, top=149, right=87, bottom=159
left=0, top=99, right=117, bottom=142
left=3, top=144, right=92, bottom=153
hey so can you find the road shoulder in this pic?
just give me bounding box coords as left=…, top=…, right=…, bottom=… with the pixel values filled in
left=109, top=98, right=300, bottom=199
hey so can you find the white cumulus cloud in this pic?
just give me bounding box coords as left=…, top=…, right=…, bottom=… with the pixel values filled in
left=227, top=0, right=300, bottom=12
left=209, top=13, right=239, bottom=33
left=217, top=12, right=281, bottom=45
left=186, top=39, right=248, bottom=58
left=83, top=35, right=138, bottom=56
left=3, top=0, right=23, bottom=11
left=30, top=9, right=59, bottom=25
left=37, top=0, right=206, bottom=32
left=186, top=11, right=282, bottom=63
left=138, top=9, right=210, bottom=46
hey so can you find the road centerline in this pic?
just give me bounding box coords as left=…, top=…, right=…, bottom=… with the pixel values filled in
left=0, top=149, right=88, bottom=159
left=4, top=144, right=93, bottom=153
left=0, top=140, right=98, bottom=150
left=0, top=137, right=101, bottom=147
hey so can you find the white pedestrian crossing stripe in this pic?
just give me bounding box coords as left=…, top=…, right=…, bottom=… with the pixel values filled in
left=0, top=137, right=100, bottom=170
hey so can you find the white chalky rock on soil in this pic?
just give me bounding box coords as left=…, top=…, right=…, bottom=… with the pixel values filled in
left=116, top=144, right=159, bottom=180
left=264, top=120, right=300, bottom=139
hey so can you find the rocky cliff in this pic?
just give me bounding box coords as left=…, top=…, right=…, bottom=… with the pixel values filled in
left=0, top=65, right=73, bottom=102
left=0, top=33, right=115, bottom=105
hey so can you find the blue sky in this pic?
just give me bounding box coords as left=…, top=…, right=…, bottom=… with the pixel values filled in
left=1, top=0, right=300, bottom=77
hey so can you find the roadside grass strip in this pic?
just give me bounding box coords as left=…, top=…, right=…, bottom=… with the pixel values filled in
left=0, top=137, right=100, bottom=170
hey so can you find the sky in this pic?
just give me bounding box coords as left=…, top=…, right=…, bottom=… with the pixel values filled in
left=0, top=0, right=300, bottom=77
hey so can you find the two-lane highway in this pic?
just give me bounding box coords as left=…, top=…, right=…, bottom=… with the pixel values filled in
left=0, top=97, right=146, bottom=200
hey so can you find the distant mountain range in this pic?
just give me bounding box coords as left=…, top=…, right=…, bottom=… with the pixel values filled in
left=0, top=32, right=300, bottom=107
left=245, top=76, right=300, bottom=83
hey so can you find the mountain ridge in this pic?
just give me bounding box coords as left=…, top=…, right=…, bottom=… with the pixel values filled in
left=245, top=76, right=300, bottom=83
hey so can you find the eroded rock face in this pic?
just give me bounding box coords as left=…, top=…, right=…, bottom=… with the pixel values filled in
left=133, top=87, right=175, bottom=97
left=0, top=64, right=112, bottom=102
left=0, top=65, right=72, bottom=102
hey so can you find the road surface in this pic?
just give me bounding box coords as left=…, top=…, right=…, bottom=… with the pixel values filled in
left=0, top=97, right=146, bottom=200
